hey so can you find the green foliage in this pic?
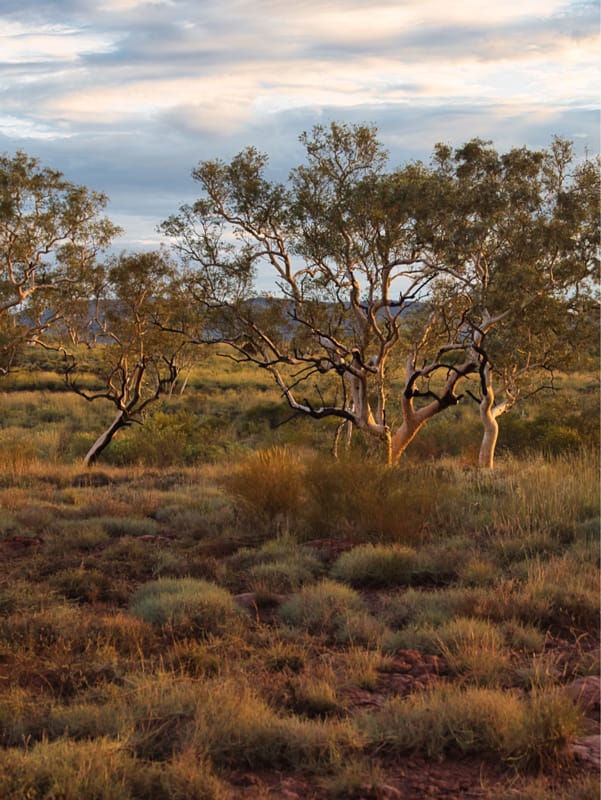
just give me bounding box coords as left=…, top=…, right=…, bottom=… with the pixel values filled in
left=302, top=457, right=439, bottom=543
left=129, top=578, right=246, bottom=636
left=184, top=678, right=361, bottom=771
left=360, top=684, right=585, bottom=768
left=97, top=515, right=161, bottom=538
left=226, top=535, right=323, bottom=592
left=0, top=448, right=597, bottom=794
left=278, top=579, right=386, bottom=645
left=331, top=544, right=418, bottom=588
left=0, top=738, right=229, bottom=800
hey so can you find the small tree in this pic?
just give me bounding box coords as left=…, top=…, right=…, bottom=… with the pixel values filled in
left=64, top=250, right=191, bottom=466
left=0, top=150, right=119, bottom=374
left=423, top=139, right=600, bottom=467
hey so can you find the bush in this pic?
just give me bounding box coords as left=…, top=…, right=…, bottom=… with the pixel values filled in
left=222, top=447, right=306, bottom=532
left=360, top=683, right=585, bottom=768
left=187, top=679, right=360, bottom=771
left=303, top=457, right=436, bottom=544
left=0, top=737, right=229, bottom=800
left=98, top=516, right=161, bottom=538
left=129, top=578, right=246, bottom=637
left=384, top=617, right=511, bottom=685
left=278, top=580, right=367, bottom=637
left=331, top=544, right=418, bottom=588
left=226, top=536, right=324, bottom=592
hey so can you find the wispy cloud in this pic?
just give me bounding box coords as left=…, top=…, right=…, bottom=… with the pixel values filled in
left=0, top=0, right=598, bottom=250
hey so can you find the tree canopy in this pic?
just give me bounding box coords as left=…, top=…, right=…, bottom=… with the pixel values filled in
left=161, top=123, right=599, bottom=466
left=0, top=151, right=120, bottom=373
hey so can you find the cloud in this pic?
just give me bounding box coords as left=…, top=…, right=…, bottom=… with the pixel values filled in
left=0, top=0, right=597, bottom=252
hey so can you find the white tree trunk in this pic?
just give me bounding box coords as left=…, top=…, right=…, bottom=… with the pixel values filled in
left=478, top=388, right=499, bottom=469
left=83, top=410, right=128, bottom=467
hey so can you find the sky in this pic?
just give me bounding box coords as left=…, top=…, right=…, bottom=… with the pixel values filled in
left=1, top=0, right=599, bottom=263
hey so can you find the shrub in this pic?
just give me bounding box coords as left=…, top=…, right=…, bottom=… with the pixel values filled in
left=360, top=683, right=585, bottom=768
left=303, top=457, right=436, bottom=544
left=0, top=737, right=229, bottom=800
left=188, top=679, right=360, bottom=771
left=227, top=535, right=324, bottom=592
left=513, top=554, right=600, bottom=630
left=331, top=544, right=418, bottom=588
left=98, top=516, right=161, bottom=538
left=222, top=447, right=306, bottom=531
left=384, top=617, right=510, bottom=685
left=129, top=578, right=246, bottom=637
left=50, top=566, right=128, bottom=605
left=0, top=687, right=50, bottom=746
left=278, top=580, right=367, bottom=638
left=287, top=674, right=344, bottom=718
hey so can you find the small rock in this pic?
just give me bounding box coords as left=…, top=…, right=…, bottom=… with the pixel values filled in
left=569, top=734, right=601, bottom=768
left=359, top=783, right=401, bottom=799
left=229, top=772, right=264, bottom=787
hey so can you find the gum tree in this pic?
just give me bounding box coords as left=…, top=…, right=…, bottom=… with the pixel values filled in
left=0, top=150, right=119, bottom=373
left=162, top=124, right=598, bottom=466
left=64, top=250, right=191, bottom=466
left=425, top=139, right=600, bottom=467
left=161, top=123, right=477, bottom=464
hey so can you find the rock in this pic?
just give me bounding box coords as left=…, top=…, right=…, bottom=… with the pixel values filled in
left=359, top=783, right=402, bottom=799
left=569, top=734, right=601, bottom=768
left=565, top=675, right=600, bottom=716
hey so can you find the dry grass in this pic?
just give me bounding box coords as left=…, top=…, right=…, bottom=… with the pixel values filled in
left=0, top=359, right=597, bottom=797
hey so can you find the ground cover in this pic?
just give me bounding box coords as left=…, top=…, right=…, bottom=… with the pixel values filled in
left=0, top=354, right=598, bottom=798
left=0, top=447, right=598, bottom=799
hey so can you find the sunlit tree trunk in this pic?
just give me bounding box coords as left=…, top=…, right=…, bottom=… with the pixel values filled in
left=478, top=366, right=512, bottom=470
left=83, top=410, right=129, bottom=467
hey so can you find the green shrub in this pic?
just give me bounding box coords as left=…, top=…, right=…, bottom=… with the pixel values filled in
left=227, top=535, right=324, bottom=592
left=360, top=684, right=585, bottom=768
left=331, top=544, right=418, bottom=588
left=514, top=554, right=600, bottom=630
left=384, top=617, right=510, bottom=685
left=98, top=516, right=161, bottom=538
left=0, top=688, right=50, bottom=746
left=188, top=679, right=360, bottom=771
left=129, top=578, right=246, bottom=637
left=0, top=737, right=229, bottom=800
left=278, top=580, right=367, bottom=637
left=287, top=674, right=344, bottom=718
left=50, top=566, right=129, bottom=605
left=303, top=457, right=436, bottom=544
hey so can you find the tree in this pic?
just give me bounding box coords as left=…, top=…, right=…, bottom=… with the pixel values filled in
left=162, top=124, right=598, bottom=466
left=162, top=123, right=478, bottom=464
left=423, top=139, right=600, bottom=467
left=0, top=151, right=119, bottom=373
left=63, top=250, right=192, bottom=466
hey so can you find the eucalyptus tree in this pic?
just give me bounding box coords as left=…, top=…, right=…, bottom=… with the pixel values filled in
left=425, top=139, right=600, bottom=467
left=162, top=123, right=597, bottom=466
left=162, top=123, right=476, bottom=463
left=0, top=150, right=119, bottom=373
left=64, top=250, right=191, bottom=466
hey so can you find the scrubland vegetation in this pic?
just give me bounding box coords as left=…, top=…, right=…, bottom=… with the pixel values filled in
left=0, top=126, right=599, bottom=797
left=0, top=350, right=598, bottom=799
